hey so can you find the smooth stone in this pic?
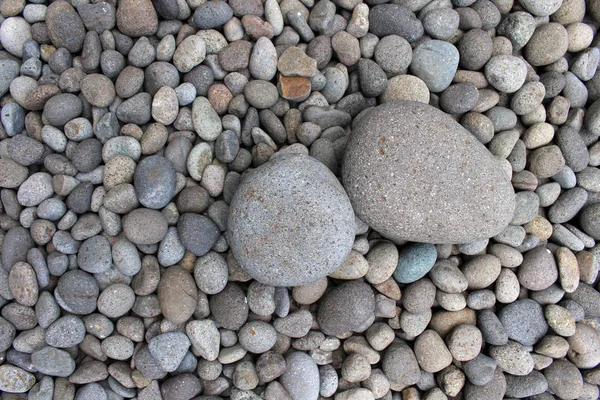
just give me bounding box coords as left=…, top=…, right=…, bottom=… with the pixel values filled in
left=0, top=18, right=32, bottom=57
left=134, top=155, right=177, bottom=209
left=342, top=101, right=515, bottom=244
left=0, top=365, right=35, bottom=393
left=410, top=40, right=459, bottom=93
left=192, top=96, right=222, bottom=141
left=157, top=266, right=197, bottom=324
left=317, top=280, right=375, bottom=336
left=46, top=1, right=85, bottom=53
left=394, top=243, right=437, bottom=283
left=229, top=154, right=355, bottom=287
left=280, top=352, right=320, bottom=400
left=368, top=4, right=423, bottom=42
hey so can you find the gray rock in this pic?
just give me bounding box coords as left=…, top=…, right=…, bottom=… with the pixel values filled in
left=116, top=92, right=152, bottom=125
left=0, top=364, right=35, bottom=393
left=42, top=93, right=83, bottom=126
left=78, top=2, right=116, bottom=33
left=209, top=283, right=249, bottom=330
left=280, top=352, right=320, bottom=400
left=484, top=55, right=527, bottom=93
left=317, top=280, right=375, bottom=336
left=134, top=155, right=177, bottom=209
left=123, top=208, right=168, bottom=245
left=1, top=227, right=34, bottom=271
left=464, top=367, right=506, bottom=400
left=505, top=370, right=548, bottom=398
left=373, top=35, right=412, bottom=76
left=478, top=309, right=508, bottom=346
left=368, top=4, right=423, bottom=41
left=343, top=101, right=515, bottom=244
left=46, top=315, right=85, bottom=348
left=97, top=283, right=135, bottom=318
left=1, top=102, right=25, bottom=136
left=544, top=359, right=583, bottom=399
left=464, top=353, right=497, bottom=386
left=525, top=22, right=569, bottom=66
left=78, top=235, right=112, bottom=274
left=31, top=346, right=76, bottom=377
left=496, top=11, right=535, bottom=51
left=148, top=332, right=191, bottom=372
left=193, top=0, right=233, bottom=29
left=498, top=299, right=548, bottom=346
left=46, top=1, right=85, bottom=53
left=177, top=213, right=220, bottom=256
left=410, top=40, right=459, bottom=93
left=238, top=321, right=277, bottom=353
left=228, top=154, right=355, bottom=287
left=382, top=341, right=420, bottom=387
left=56, top=270, right=99, bottom=314
left=0, top=60, right=19, bottom=97
left=161, top=374, right=201, bottom=400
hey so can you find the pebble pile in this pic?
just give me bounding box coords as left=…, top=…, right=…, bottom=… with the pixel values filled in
left=0, top=0, right=600, bottom=399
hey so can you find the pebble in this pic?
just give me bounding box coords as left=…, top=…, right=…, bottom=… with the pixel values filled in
left=544, top=359, right=583, bottom=399
left=410, top=40, right=459, bottom=93
left=317, top=280, right=375, bottom=336
left=0, top=17, right=32, bottom=58
left=116, top=0, right=158, bottom=37
left=489, top=340, right=534, bottom=376
left=148, top=332, right=191, bottom=372
left=368, top=4, right=423, bottom=41
left=525, top=23, right=569, bottom=66
left=210, top=283, right=249, bottom=330
left=394, top=243, right=437, bottom=283
left=498, top=299, right=548, bottom=346
left=280, top=352, right=320, bottom=400
left=123, top=208, right=168, bottom=245
left=484, top=55, right=527, bottom=93
left=134, top=155, right=176, bottom=209
left=0, top=364, right=35, bottom=393
left=414, top=330, right=453, bottom=373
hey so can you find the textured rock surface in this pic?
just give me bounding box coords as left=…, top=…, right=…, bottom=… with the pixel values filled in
left=229, top=154, right=355, bottom=286
left=343, top=101, right=515, bottom=244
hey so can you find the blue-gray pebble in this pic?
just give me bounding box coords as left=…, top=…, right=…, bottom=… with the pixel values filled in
left=394, top=243, right=437, bottom=283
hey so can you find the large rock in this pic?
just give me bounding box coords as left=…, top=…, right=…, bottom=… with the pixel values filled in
left=228, top=154, right=355, bottom=287
left=342, top=101, right=515, bottom=244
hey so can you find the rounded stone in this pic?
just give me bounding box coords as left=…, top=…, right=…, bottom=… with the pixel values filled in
left=157, top=266, right=197, bottom=324
left=45, top=1, right=85, bottom=52
left=97, top=283, right=135, bottom=318
left=410, top=40, right=459, bottom=93
left=518, top=246, right=558, bottom=291
left=580, top=203, right=600, bottom=240
left=116, top=0, right=158, bottom=37
left=81, top=74, right=116, bottom=108
left=317, top=280, right=375, bottom=336
left=498, top=299, right=548, bottom=346
left=177, top=213, right=220, bottom=257
left=0, top=17, right=32, bottom=57
left=209, top=283, right=249, bottom=330
left=342, top=101, right=515, bottom=244
left=544, top=359, right=583, bottom=399
left=228, top=154, right=355, bottom=287
left=56, top=270, right=99, bottom=314
left=0, top=365, right=35, bottom=393
left=280, top=352, right=320, bottom=400
left=78, top=235, right=112, bottom=274
left=134, top=155, right=177, bottom=210
left=394, top=243, right=437, bottom=283
left=122, top=208, right=168, bottom=245
left=525, top=23, right=569, bottom=67
left=485, top=55, right=527, bottom=93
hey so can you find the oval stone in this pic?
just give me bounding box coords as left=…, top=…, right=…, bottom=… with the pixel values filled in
left=342, top=101, right=515, bottom=244
left=228, top=154, right=355, bottom=287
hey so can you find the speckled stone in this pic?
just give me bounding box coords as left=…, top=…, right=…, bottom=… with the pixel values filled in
left=228, top=154, right=355, bottom=287
left=342, top=101, right=515, bottom=244
left=394, top=243, right=437, bottom=283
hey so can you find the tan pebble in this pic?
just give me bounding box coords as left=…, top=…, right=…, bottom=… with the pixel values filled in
left=555, top=247, right=580, bottom=293
left=524, top=215, right=553, bottom=240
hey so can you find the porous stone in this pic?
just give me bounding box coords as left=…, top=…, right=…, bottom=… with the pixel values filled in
left=229, top=154, right=355, bottom=287
left=342, top=101, right=515, bottom=244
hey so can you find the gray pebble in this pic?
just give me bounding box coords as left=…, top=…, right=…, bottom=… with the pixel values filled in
left=46, top=315, right=85, bottom=348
